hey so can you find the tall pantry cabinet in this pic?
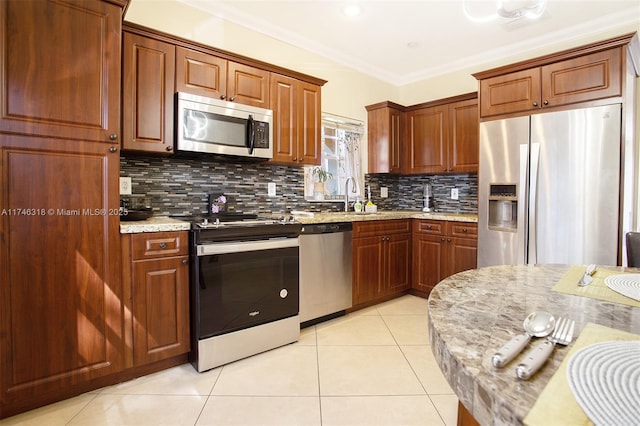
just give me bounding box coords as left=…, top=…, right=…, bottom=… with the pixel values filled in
left=0, top=0, right=127, bottom=417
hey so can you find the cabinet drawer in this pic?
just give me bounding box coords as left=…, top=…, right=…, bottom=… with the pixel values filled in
left=449, top=222, right=477, bottom=239
left=413, top=220, right=445, bottom=235
left=353, top=219, right=411, bottom=238
left=132, top=231, right=189, bottom=260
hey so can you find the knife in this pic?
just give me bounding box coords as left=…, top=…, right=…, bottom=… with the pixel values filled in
left=578, top=264, right=596, bottom=286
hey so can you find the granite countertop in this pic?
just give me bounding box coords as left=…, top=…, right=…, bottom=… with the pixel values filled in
left=427, top=264, right=640, bottom=425
left=119, top=211, right=477, bottom=233
left=291, top=210, right=477, bottom=224
left=119, top=216, right=191, bottom=234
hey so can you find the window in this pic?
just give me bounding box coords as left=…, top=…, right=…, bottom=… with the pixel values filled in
left=304, top=114, right=364, bottom=201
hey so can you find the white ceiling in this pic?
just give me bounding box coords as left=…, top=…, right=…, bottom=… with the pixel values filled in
left=181, top=0, right=640, bottom=86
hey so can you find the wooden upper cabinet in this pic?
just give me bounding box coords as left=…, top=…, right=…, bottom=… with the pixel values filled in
left=0, top=0, right=122, bottom=143
left=541, top=48, right=621, bottom=107
left=477, top=44, right=624, bottom=118
left=269, top=73, right=321, bottom=165
left=176, top=47, right=270, bottom=108
left=366, top=102, right=405, bottom=174
left=405, top=105, right=448, bottom=174
left=296, top=81, right=321, bottom=165
left=479, top=68, right=541, bottom=117
left=175, top=46, right=226, bottom=100
left=367, top=93, right=477, bottom=175
left=228, top=62, right=270, bottom=108
left=448, top=98, right=479, bottom=173
left=122, top=32, right=176, bottom=154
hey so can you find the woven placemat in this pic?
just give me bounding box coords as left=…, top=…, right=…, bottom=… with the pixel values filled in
left=525, top=323, right=640, bottom=426
left=551, top=266, right=640, bottom=308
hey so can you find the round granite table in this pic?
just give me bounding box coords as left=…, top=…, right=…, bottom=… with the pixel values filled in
left=427, top=264, right=640, bottom=426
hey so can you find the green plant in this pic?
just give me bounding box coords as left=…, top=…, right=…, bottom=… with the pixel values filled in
left=312, top=167, right=333, bottom=183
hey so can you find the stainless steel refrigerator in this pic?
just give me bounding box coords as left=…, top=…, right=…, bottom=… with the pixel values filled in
left=478, top=104, right=623, bottom=267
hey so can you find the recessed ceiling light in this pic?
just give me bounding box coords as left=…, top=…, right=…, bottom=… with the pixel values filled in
left=343, top=4, right=361, bottom=17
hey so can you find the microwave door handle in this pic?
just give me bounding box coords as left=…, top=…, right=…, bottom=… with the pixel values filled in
left=247, top=114, right=255, bottom=154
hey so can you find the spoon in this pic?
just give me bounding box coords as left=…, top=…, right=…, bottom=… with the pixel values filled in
left=491, top=311, right=556, bottom=368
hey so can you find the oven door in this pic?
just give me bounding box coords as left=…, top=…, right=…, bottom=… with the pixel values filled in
left=194, top=237, right=299, bottom=339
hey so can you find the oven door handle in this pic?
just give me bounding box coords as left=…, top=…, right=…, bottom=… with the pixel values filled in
left=197, top=237, right=299, bottom=256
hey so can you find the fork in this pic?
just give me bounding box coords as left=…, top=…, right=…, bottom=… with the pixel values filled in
left=515, top=317, right=575, bottom=380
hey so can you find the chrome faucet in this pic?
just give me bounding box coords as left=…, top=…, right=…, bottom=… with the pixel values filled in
left=344, top=177, right=356, bottom=212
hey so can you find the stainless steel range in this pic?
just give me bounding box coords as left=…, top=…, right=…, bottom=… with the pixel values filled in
left=185, top=213, right=302, bottom=372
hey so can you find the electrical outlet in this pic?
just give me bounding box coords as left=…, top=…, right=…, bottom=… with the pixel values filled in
left=267, top=182, right=276, bottom=197
left=120, top=177, right=132, bottom=195
left=451, top=188, right=459, bottom=200
left=380, top=187, right=388, bottom=198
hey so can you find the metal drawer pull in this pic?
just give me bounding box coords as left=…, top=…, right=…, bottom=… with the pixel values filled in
left=159, top=243, right=167, bottom=249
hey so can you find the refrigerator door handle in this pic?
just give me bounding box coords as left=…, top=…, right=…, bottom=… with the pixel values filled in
left=518, top=145, right=528, bottom=264
left=528, top=143, right=541, bottom=264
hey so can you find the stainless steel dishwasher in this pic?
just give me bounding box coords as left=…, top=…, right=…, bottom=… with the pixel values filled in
left=299, top=222, right=353, bottom=326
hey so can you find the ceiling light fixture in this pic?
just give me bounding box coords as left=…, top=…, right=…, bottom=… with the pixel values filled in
left=463, top=0, right=547, bottom=23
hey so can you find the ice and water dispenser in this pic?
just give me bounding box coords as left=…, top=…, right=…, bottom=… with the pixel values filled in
left=488, top=184, right=517, bottom=231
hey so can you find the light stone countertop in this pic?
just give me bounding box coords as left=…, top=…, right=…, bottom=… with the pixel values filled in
left=290, top=210, right=477, bottom=224
left=427, top=264, right=640, bottom=426
left=119, top=216, right=191, bottom=234
left=119, top=211, right=477, bottom=233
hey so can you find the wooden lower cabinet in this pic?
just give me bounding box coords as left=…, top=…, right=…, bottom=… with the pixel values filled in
left=0, top=136, right=123, bottom=417
left=122, top=231, right=190, bottom=366
left=352, top=220, right=411, bottom=307
left=412, top=220, right=477, bottom=295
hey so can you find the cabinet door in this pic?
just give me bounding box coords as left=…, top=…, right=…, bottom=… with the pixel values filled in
left=406, top=106, right=448, bottom=174
left=0, top=136, right=122, bottom=415
left=227, top=61, right=270, bottom=108
left=367, top=106, right=404, bottom=173
left=385, top=233, right=411, bottom=294
left=122, top=33, right=175, bottom=154
left=541, top=48, right=622, bottom=108
left=412, top=234, right=445, bottom=294
left=296, top=81, right=321, bottom=165
left=479, top=68, right=541, bottom=118
left=448, top=99, right=478, bottom=173
left=0, top=0, right=121, bottom=143
left=447, top=238, right=478, bottom=277
left=352, top=236, right=384, bottom=305
left=270, top=73, right=297, bottom=163
left=132, top=257, right=190, bottom=365
left=175, top=46, right=227, bottom=99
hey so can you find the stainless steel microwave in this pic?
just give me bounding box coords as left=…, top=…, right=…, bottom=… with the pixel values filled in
left=176, top=92, right=273, bottom=159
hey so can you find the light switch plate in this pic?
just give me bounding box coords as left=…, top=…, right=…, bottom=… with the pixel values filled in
left=451, top=188, right=459, bottom=200
left=267, top=182, right=276, bottom=197
left=120, top=177, right=132, bottom=195
left=380, top=187, right=388, bottom=198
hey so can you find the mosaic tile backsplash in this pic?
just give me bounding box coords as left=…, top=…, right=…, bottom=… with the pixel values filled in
left=120, top=155, right=477, bottom=216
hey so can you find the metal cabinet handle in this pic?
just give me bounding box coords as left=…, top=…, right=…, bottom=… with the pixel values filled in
left=109, top=133, right=118, bottom=141
left=182, top=259, right=188, bottom=265
left=543, top=100, right=549, bottom=105
left=426, top=225, right=432, bottom=229
left=109, top=146, right=118, bottom=153
left=159, top=243, right=167, bottom=249
left=220, top=95, right=226, bottom=100
left=462, top=228, right=467, bottom=233
left=447, top=238, right=452, bottom=243
left=440, top=237, right=445, bottom=242
left=166, top=146, right=173, bottom=152
left=533, top=101, right=538, bottom=107
left=229, top=97, right=236, bottom=102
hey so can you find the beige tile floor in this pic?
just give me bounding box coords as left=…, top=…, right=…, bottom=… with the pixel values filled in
left=0, top=295, right=458, bottom=426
